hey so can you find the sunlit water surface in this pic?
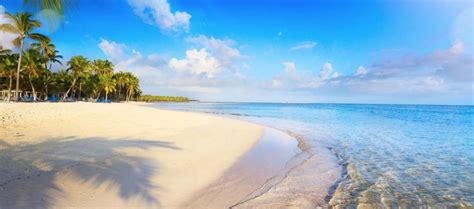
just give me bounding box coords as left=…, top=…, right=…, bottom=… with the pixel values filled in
left=150, top=103, right=474, bottom=208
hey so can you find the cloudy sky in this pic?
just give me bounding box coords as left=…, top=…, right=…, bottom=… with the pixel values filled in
left=1, top=0, right=473, bottom=104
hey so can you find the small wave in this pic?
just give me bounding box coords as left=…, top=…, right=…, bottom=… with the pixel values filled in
left=328, top=156, right=474, bottom=208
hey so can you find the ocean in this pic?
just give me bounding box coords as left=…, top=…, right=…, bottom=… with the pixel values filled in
left=149, top=102, right=474, bottom=208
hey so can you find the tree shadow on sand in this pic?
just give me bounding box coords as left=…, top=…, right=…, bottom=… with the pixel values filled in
left=0, top=137, right=181, bottom=209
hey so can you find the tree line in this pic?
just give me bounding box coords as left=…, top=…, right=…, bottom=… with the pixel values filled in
left=138, top=95, right=191, bottom=103
left=0, top=12, right=141, bottom=102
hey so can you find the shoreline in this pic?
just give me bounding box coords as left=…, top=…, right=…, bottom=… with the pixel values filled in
left=147, top=103, right=342, bottom=208
left=182, top=127, right=305, bottom=209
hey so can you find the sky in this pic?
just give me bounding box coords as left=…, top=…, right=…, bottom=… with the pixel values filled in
left=1, top=0, right=473, bottom=104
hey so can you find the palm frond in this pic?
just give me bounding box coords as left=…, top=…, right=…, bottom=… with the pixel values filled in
left=0, top=24, right=19, bottom=34
left=12, top=37, right=22, bottom=48
left=3, top=12, right=21, bottom=29
left=28, top=33, right=49, bottom=41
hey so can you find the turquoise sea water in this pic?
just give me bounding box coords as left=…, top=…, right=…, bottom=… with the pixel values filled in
left=150, top=103, right=474, bottom=208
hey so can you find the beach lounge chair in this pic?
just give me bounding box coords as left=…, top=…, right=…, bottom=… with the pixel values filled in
left=48, top=96, right=58, bottom=102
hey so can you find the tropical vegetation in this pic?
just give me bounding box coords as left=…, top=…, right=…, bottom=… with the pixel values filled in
left=0, top=11, right=142, bottom=102
left=138, top=95, right=191, bottom=103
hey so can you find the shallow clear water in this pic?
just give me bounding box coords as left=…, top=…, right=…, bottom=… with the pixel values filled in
left=150, top=103, right=474, bottom=208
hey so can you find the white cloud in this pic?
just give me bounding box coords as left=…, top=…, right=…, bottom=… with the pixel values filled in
left=0, top=5, right=16, bottom=50
left=452, top=7, right=473, bottom=47
left=98, top=39, right=127, bottom=61
left=322, top=41, right=472, bottom=98
left=98, top=38, right=472, bottom=104
left=367, top=40, right=473, bottom=82
left=169, top=48, right=221, bottom=78
left=186, top=35, right=243, bottom=72
left=319, top=62, right=333, bottom=80
left=98, top=39, right=248, bottom=98
left=449, top=39, right=464, bottom=54
left=283, top=62, right=296, bottom=73
left=271, top=62, right=340, bottom=89
left=165, top=35, right=245, bottom=80
left=127, top=0, right=191, bottom=33
left=354, top=66, right=368, bottom=76
left=270, top=40, right=472, bottom=99
left=291, top=41, right=317, bottom=50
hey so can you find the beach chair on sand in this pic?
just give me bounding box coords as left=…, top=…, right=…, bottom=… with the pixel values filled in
left=107, top=99, right=111, bottom=103
left=20, top=96, right=33, bottom=102
left=48, top=96, right=58, bottom=102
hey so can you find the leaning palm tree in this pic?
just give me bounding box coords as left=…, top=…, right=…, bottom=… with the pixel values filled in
left=63, top=55, right=90, bottom=100
left=0, top=12, right=46, bottom=101
left=99, top=75, right=116, bottom=102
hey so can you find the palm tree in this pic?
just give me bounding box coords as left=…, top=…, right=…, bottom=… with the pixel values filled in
left=92, top=59, right=114, bottom=100
left=93, top=59, right=114, bottom=77
left=50, top=70, right=71, bottom=96
left=126, top=75, right=140, bottom=102
left=22, top=48, right=43, bottom=101
left=0, top=50, right=17, bottom=101
left=0, top=47, right=11, bottom=54
left=99, top=75, right=116, bottom=102
left=43, top=50, right=62, bottom=99
left=47, top=50, right=63, bottom=69
left=32, top=37, right=55, bottom=68
left=32, top=37, right=61, bottom=100
left=23, top=0, right=76, bottom=18
left=64, top=55, right=89, bottom=100
left=113, top=71, right=127, bottom=101
left=0, top=12, right=46, bottom=101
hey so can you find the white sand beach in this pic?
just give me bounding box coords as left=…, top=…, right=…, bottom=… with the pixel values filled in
left=0, top=103, right=266, bottom=208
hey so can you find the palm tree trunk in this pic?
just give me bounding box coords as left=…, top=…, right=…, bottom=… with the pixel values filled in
left=7, top=72, right=12, bottom=102
left=118, top=88, right=122, bottom=101
left=15, top=39, right=24, bottom=101
left=44, top=62, right=49, bottom=100
left=44, top=73, right=49, bottom=100
left=78, top=81, right=82, bottom=100
left=126, top=89, right=130, bottom=102
left=63, top=78, right=76, bottom=100
left=105, top=91, right=108, bottom=102
left=28, top=73, right=36, bottom=102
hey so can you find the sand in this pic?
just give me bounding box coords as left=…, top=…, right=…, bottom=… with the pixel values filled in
left=0, top=102, right=264, bottom=209
left=183, top=128, right=302, bottom=209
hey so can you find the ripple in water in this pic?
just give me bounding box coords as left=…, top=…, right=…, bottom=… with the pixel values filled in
left=151, top=103, right=474, bottom=208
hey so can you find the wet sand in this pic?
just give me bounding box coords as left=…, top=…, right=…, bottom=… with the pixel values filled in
left=182, top=128, right=303, bottom=209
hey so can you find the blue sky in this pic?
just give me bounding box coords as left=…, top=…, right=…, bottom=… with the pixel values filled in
left=1, top=0, right=473, bottom=104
